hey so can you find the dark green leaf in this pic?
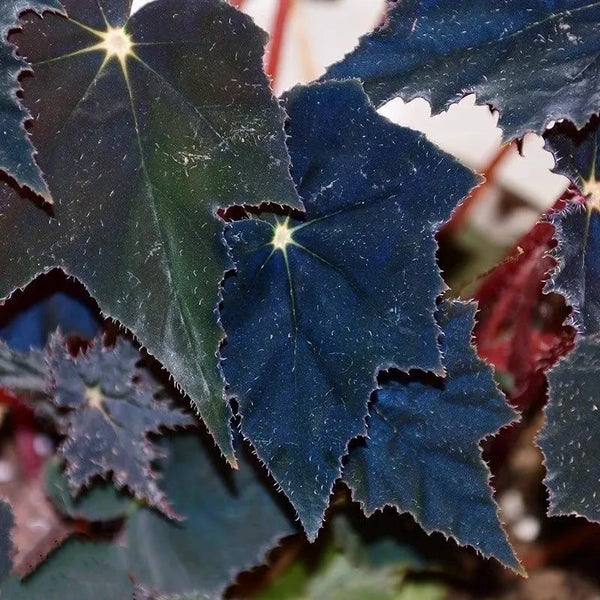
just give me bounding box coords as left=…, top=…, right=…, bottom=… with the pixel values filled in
left=544, top=119, right=600, bottom=335
left=0, top=501, right=13, bottom=581
left=48, top=334, right=192, bottom=516
left=0, top=0, right=63, bottom=198
left=221, top=81, right=476, bottom=538
left=124, top=432, right=297, bottom=599
left=0, top=541, right=133, bottom=599
left=344, top=301, right=519, bottom=570
left=0, top=338, right=46, bottom=393
left=325, top=0, right=600, bottom=141
left=2, top=0, right=301, bottom=462
left=540, top=334, right=600, bottom=521
left=45, top=456, right=133, bottom=522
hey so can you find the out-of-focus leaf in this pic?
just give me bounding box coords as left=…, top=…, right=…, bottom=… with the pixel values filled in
left=0, top=501, right=13, bottom=581
left=1, top=0, right=302, bottom=463
left=123, top=432, right=297, bottom=599
left=48, top=335, right=192, bottom=516
left=45, top=456, right=132, bottom=522
left=344, top=301, right=520, bottom=570
left=0, top=541, right=133, bottom=599
left=0, top=292, right=99, bottom=352
left=325, top=0, right=600, bottom=141
left=0, top=338, right=46, bottom=394
left=540, top=334, right=600, bottom=521
left=545, top=119, right=600, bottom=335
left=221, top=81, right=477, bottom=538
left=255, top=512, right=442, bottom=600
left=0, top=0, right=63, bottom=198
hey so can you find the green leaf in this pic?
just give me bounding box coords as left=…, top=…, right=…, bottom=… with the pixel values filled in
left=0, top=541, right=133, bottom=599
left=0, top=501, right=13, bottom=581
left=1, top=0, right=301, bottom=463
left=544, top=119, right=600, bottom=335
left=123, top=432, right=297, bottom=599
left=325, top=0, right=600, bottom=141
left=221, top=81, right=477, bottom=538
left=344, top=301, right=520, bottom=570
left=0, top=0, right=63, bottom=198
left=48, top=334, right=192, bottom=516
left=540, top=334, right=600, bottom=521
left=0, top=338, right=46, bottom=394
left=45, top=456, right=133, bottom=522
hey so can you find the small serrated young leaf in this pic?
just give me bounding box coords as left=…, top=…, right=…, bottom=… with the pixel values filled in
left=540, top=334, right=600, bottom=522
left=0, top=501, right=14, bottom=581
left=124, top=432, right=298, bottom=599
left=325, top=0, right=600, bottom=141
left=48, top=335, right=193, bottom=516
left=0, top=541, right=133, bottom=599
left=0, top=338, right=47, bottom=394
left=0, top=0, right=63, bottom=198
left=45, top=456, right=133, bottom=522
left=344, top=301, right=520, bottom=570
left=0, top=0, right=302, bottom=463
left=221, top=81, right=477, bottom=539
left=544, top=120, right=600, bottom=335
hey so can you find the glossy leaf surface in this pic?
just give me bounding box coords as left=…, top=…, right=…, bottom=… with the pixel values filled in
left=124, top=432, right=297, bottom=599
left=48, top=335, right=192, bottom=515
left=0, top=0, right=63, bottom=197
left=221, top=81, right=477, bottom=538
left=540, top=334, right=600, bottom=521
left=2, top=0, right=301, bottom=462
left=345, top=301, right=519, bottom=569
left=545, top=120, right=600, bottom=335
left=325, top=0, right=600, bottom=141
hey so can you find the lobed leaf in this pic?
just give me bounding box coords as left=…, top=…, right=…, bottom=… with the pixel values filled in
left=48, top=334, right=192, bottom=516
left=325, top=0, right=600, bottom=141
left=221, top=81, right=477, bottom=538
left=3, top=431, right=296, bottom=599
left=0, top=0, right=301, bottom=463
left=0, top=0, right=63, bottom=198
left=544, top=119, right=600, bottom=335
left=540, top=334, right=600, bottom=522
left=0, top=541, right=133, bottom=599
left=344, top=301, right=520, bottom=570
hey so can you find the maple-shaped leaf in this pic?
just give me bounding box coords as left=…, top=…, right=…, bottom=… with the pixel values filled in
left=0, top=0, right=63, bottom=198
left=48, top=334, right=193, bottom=515
left=1, top=541, right=134, bottom=600
left=344, top=301, right=520, bottom=570
left=0, top=338, right=46, bottom=394
left=221, top=81, right=477, bottom=538
left=1, top=0, right=301, bottom=463
left=539, top=334, right=600, bottom=522
left=3, top=432, right=296, bottom=599
left=123, top=432, right=297, bottom=599
left=325, top=0, right=600, bottom=141
left=0, top=501, right=13, bottom=581
left=544, top=119, right=600, bottom=335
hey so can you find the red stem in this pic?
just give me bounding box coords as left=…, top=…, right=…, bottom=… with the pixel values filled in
left=266, top=0, right=293, bottom=87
